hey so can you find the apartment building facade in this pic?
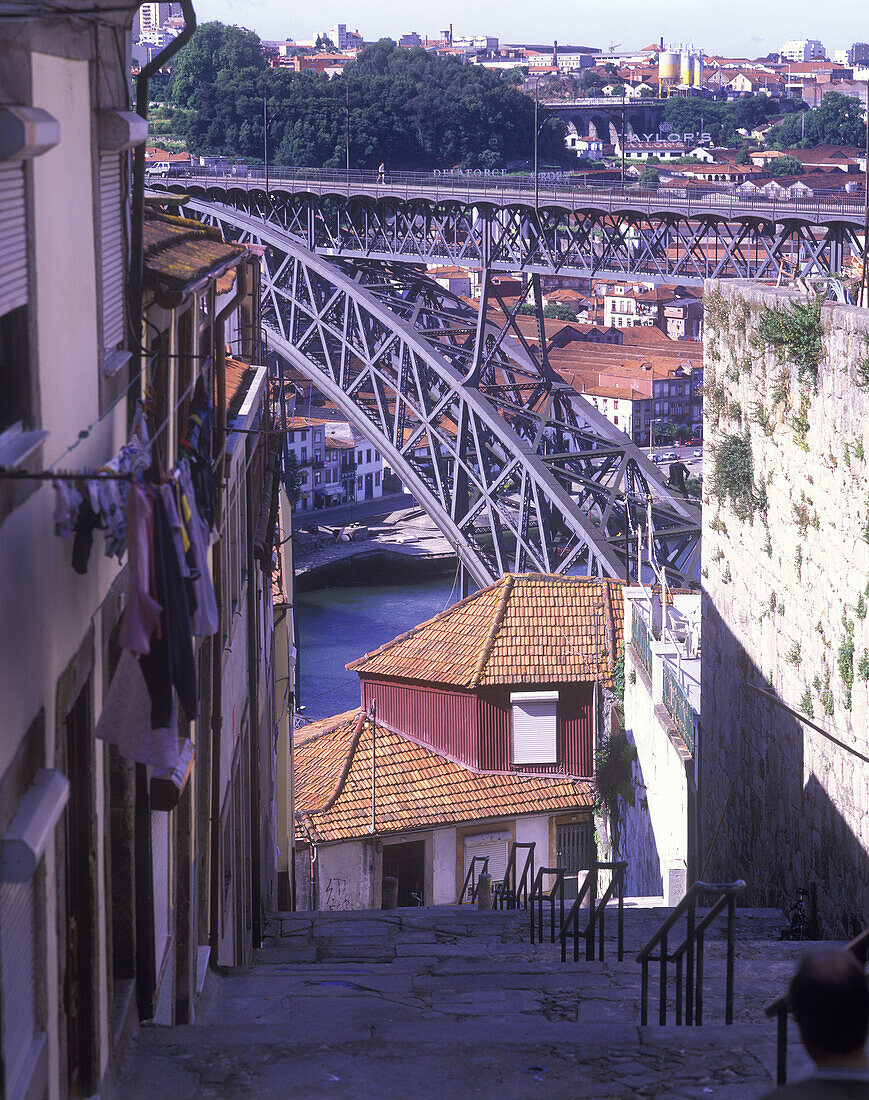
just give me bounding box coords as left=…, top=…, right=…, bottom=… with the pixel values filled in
left=0, top=9, right=280, bottom=1097
left=287, top=416, right=383, bottom=512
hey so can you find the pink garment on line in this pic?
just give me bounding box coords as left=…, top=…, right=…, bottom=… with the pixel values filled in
left=119, top=482, right=162, bottom=655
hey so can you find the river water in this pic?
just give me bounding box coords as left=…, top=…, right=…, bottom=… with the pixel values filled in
left=296, top=574, right=459, bottom=722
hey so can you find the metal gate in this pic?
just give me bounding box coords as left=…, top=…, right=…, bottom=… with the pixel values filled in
left=556, top=821, right=595, bottom=901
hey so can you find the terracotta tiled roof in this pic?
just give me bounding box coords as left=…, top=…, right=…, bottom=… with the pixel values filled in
left=294, top=709, right=593, bottom=843
left=347, top=572, right=624, bottom=688
left=143, top=208, right=247, bottom=294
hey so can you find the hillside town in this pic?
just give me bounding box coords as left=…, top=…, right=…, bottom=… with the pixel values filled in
left=1, top=1, right=869, bottom=1097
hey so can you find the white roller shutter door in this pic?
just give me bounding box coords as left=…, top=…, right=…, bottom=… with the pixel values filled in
left=99, top=154, right=125, bottom=349
left=0, top=162, right=27, bottom=316
left=511, top=690, right=558, bottom=764
left=464, top=830, right=510, bottom=886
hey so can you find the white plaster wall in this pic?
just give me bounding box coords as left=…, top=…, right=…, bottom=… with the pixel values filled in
left=622, top=646, right=689, bottom=899
left=515, top=816, right=551, bottom=868
left=317, top=840, right=378, bottom=910
left=431, top=827, right=457, bottom=903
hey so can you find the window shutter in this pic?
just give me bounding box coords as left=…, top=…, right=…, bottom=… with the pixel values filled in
left=99, top=154, right=125, bottom=349
left=0, top=162, right=27, bottom=316
left=511, top=690, right=558, bottom=764
left=463, top=831, right=510, bottom=885
left=0, top=878, right=38, bottom=1094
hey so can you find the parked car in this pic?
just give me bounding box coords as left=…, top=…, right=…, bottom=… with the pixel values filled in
left=693, top=449, right=702, bottom=458
left=663, top=451, right=679, bottom=461
left=652, top=454, right=664, bottom=463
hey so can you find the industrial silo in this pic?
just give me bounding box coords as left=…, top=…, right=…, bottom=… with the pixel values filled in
left=680, top=51, right=691, bottom=85
left=659, top=51, right=680, bottom=81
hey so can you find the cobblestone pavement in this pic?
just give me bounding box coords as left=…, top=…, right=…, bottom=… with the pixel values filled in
left=115, top=905, right=821, bottom=1099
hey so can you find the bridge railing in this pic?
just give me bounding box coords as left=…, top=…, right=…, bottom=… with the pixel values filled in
left=150, top=165, right=867, bottom=224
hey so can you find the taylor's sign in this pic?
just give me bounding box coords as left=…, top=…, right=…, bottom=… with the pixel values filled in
left=626, top=132, right=712, bottom=145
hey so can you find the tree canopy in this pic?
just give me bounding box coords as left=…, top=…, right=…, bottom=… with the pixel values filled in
left=168, top=25, right=564, bottom=169
left=766, top=154, right=806, bottom=176
left=661, top=95, right=780, bottom=146
left=768, top=92, right=867, bottom=149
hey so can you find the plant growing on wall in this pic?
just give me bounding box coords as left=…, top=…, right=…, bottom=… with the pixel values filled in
left=711, top=432, right=763, bottom=521
left=594, top=730, right=638, bottom=859
left=756, top=293, right=825, bottom=385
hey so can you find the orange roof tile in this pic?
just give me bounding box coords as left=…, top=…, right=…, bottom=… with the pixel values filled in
left=294, top=710, right=593, bottom=843
left=347, top=572, right=624, bottom=689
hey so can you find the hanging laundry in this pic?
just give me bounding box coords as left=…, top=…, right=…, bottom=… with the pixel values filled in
left=176, top=460, right=219, bottom=636
left=95, top=649, right=182, bottom=770
left=119, top=482, right=162, bottom=655
left=139, top=488, right=198, bottom=727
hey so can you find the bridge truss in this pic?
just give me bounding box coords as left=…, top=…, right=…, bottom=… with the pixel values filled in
left=186, top=198, right=700, bottom=588
left=170, top=181, right=864, bottom=285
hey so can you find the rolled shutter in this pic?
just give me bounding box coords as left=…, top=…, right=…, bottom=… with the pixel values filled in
left=464, top=831, right=510, bottom=885
left=0, top=162, right=27, bottom=316
left=99, top=154, right=125, bottom=349
left=0, top=878, right=38, bottom=1094
left=511, top=690, right=558, bottom=764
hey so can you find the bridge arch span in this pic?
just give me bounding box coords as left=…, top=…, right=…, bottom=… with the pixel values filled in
left=177, top=196, right=700, bottom=585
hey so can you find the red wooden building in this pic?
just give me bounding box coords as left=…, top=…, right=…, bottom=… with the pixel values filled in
left=348, top=573, right=625, bottom=779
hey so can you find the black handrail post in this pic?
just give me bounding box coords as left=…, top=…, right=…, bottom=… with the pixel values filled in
left=725, top=893, right=736, bottom=1025
left=659, top=931, right=668, bottom=1025
left=617, top=867, right=624, bottom=962
left=558, top=873, right=565, bottom=946
left=676, top=954, right=684, bottom=1025
left=776, top=1006, right=788, bottom=1085
left=686, top=896, right=696, bottom=1025
left=696, top=929, right=705, bottom=1026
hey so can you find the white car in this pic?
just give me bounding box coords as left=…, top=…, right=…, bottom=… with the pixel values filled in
left=662, top=452, right=679, bottom=461
left=693, top=449, right=702, bottom=458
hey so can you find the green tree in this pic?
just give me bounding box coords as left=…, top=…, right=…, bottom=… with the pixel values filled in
left=769, top=92, right=867, bottom=149
left=766, top=154, right=805, bottom=176
left=543, top=302, right=579, bottom=320
left=285, top=451, right=302, bottom=509
left=735, top=147, right=751, bottom=165
left=170, top=21, right=266, bottom=108
left=639, top=164, right=660, bottom=184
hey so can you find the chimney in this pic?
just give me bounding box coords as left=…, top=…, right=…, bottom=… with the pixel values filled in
left=553, top=40, right=558, bottom=67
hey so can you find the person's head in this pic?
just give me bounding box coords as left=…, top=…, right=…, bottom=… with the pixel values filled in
left=789, top=950, right=869, bottom=1066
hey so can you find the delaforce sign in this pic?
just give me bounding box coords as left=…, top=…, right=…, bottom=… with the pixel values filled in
left=433, top=168, right=573, bottom=181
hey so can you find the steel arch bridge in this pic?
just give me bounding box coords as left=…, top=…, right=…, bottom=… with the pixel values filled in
left=183, top=197, right=701, bottom=588
left=158, top=171, right=866, bottom=286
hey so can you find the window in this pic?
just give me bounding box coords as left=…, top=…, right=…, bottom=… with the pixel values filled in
left=357, top=476, right=363, bottom=489
left=510, top=690, right=558, bottom=764
left=314, top=471, right=321, bottom=485
left=357, top=450, right=362, bottom=464
left=98, top=154, right=126, bottom=357
left=366, top=449, right=372, bottom=463
left=375, top=471, right=380, bottom=486
left=301, top=447, right=307, bottom=462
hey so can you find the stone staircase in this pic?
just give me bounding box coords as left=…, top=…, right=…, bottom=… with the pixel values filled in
left=114, top=901, right=828, bottom=1098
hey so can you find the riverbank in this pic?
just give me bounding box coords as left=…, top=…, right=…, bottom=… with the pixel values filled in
left=294, top=507, right=457, bottom=591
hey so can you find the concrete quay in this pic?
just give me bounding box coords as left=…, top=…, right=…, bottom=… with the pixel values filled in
left=114, top=903, right=826, bottom=1098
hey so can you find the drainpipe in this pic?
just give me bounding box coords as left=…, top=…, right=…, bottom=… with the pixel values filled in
left=129, top=0, right=197, bottom=383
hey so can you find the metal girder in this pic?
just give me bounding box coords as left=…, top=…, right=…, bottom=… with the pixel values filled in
left=185, top=197, right=700, bottom=587
left=159, top=183, right=864, bottom=286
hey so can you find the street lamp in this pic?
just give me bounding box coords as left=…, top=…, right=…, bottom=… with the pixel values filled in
left=263, top=95, right=278, bottom=196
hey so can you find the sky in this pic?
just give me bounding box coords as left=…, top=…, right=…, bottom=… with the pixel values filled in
left=191, top=0, right=867, bottom=59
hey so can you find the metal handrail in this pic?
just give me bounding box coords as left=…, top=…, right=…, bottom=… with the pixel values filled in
left=497, top=842, right=535, bottom=911
left=556, top=861, right=628, bottom=962
left=764, top=924, right=869, bottom=1085
left=529, top=866, right=566, bottom=945
left=587, top=860, right=628, bottom=963
left=558, top=866, right=598, bottom=962
left=636, top=879, right=746, bottom=1026
left=458, top=856, right=489, bottom=905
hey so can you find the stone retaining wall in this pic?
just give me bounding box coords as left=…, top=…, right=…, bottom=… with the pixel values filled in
left=700, top=280, right=869, bottom=937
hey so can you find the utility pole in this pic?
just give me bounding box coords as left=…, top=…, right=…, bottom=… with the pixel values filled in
left=263, top=94, right=269, bottom=194
left=369, top=699, right=377, bottom=833
left=534, top=75, right=540, bottom=212
left=345, top=78, right=350, bottom=174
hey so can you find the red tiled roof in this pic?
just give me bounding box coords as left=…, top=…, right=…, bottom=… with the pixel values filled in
left=347, top=572, right=624, bottom=688
left=143, top=208, right=247, bottom=294
left=294, top=709, right=593, bottom=843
